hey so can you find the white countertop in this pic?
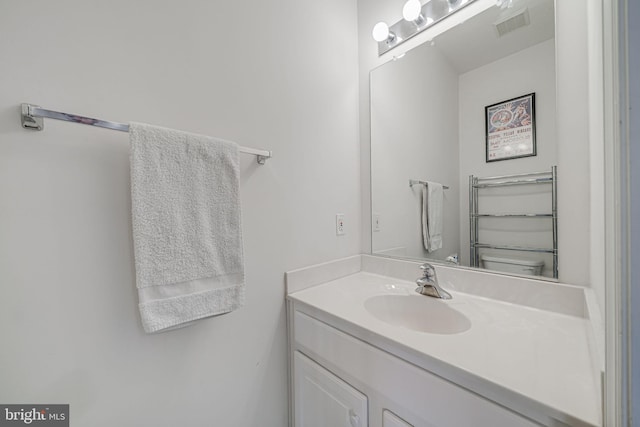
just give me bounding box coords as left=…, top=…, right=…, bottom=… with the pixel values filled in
left=288, top=271, right=601, bottom=427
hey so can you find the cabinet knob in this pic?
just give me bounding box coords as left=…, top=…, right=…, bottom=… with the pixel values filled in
left=349, top=410, right=360, bottom=427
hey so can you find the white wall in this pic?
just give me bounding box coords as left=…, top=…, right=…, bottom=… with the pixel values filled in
left=553, top=0, right=606, bottom=316
left=458, top=39, right=557, bottom=276
left=627, top=0, right=640, bottom=420
left=555, top=0, right=593, bottom=289
left=371, top=43, right=460, bottom=261
left=587, top=0, right=606, bottom=324
left=0, top=1, right=360, bottom=426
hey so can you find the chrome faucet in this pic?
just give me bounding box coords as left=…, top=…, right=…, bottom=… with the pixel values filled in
left=445, top=253, right=459, bottom=265
left=415, top=263, right=452, bottom=299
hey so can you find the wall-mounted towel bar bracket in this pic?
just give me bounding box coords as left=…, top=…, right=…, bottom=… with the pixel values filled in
left=21, top=104, right=44, bottom=131
left=20, top=103, right=272, bottom=164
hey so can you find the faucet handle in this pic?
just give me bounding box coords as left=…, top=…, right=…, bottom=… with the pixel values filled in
left=419, top=263, right=436, bottom=278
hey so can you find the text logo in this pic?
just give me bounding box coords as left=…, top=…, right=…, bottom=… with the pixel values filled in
left=0, top=405, right=68, bottom=426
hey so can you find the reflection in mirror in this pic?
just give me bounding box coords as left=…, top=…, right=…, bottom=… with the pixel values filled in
left=370, top=0, right=557, bottom=279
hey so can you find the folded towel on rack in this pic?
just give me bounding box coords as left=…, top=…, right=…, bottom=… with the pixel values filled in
left=129, top=122, right=244, bottom=333
left=421, top=181, right=443, bottom=253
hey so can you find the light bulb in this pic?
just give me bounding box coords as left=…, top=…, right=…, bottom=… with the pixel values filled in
left=372, top=22, right=393, bottom=42
left=403, top=0, right=422, bottom=22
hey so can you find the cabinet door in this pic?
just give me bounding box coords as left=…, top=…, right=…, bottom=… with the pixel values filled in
left=294, top=351, right=367, bottom=427
left=382, top=410, right=415, bottom=427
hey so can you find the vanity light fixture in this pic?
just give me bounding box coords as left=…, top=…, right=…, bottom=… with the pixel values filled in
left=496, top=0, right=515, bottom=9
left=403, top=0, right=429, bottom=26
left=448, top=0, right=469, bottom=12
left=372, top=22, right=396, bottom=43
left=372, top=0, right=478, bottom=56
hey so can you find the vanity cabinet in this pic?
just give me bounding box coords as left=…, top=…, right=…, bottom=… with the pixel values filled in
left=290, top=306, right=541, bottom=427
left=294, top=351, right=367, bottom=427
left=382, top=410, right=413, bottom=427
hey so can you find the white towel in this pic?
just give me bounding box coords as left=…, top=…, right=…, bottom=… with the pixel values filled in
left=421, top=181, right=443, bottom=252
left=129, top=122, right=245, bottom=333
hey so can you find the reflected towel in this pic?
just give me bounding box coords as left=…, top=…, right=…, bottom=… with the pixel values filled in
left=421, top=182, right=443, bottom=252
left=130, top=122, right=245, bottom=333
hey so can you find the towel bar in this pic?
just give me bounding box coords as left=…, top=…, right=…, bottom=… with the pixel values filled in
left=409, top=179, right=449, bottom=189
left=20, top=103, right=273, bottom=165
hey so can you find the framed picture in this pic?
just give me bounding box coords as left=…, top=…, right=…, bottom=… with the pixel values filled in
left=485, top=93, right=536, bottom=162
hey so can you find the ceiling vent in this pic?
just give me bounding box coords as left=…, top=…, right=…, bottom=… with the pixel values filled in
left=494, top=8, right=530, bottom=37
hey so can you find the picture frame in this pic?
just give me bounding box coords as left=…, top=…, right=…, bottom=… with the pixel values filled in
left=485, top=93, right=536, bottom=162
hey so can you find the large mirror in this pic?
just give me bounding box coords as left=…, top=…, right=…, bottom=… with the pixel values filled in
left=370, top=0, right=558, bottom=279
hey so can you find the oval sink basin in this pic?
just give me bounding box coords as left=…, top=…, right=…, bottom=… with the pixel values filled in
left=364, top=294, right=471, bottom=334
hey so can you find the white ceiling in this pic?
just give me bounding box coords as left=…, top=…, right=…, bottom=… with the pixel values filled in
left=433, top=0, right=555, bottom=74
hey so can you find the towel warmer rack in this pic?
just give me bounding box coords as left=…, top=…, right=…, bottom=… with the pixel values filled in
left=20, top=103, right=273, bottom=164
left=469, top=166, right=557, bottom=278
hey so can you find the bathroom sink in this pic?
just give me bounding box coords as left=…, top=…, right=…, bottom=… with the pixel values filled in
left=364, top=294, right=471, bottom=334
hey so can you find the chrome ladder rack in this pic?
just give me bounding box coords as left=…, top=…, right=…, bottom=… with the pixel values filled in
left=469, top=166, right=558, bottom=279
